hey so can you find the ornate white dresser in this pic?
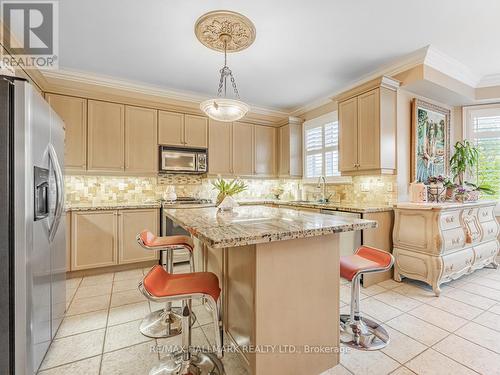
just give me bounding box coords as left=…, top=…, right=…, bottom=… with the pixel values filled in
left=393, top=201, right=499, bottom=296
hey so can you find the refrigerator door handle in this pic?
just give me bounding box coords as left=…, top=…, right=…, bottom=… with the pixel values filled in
left=47, top=143, right=64, bottom=242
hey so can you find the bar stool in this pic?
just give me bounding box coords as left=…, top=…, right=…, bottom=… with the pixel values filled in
left=137, top=230, right=196, bottom=338
left=339, top=246, right=394, bottom=350
left=139, top=265, right=224, bottom=375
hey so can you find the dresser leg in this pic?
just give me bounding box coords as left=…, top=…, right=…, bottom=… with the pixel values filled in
left=432, top=283, right=441, bottom=297
left=491, top=260, right=499, bottom=269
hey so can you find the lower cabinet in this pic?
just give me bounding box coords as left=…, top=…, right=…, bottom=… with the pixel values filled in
left=118, top=209, right=159, bottom=264
left=70, top=208, right=159, bottom=271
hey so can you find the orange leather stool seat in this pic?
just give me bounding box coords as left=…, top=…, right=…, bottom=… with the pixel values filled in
left=340, top=246, right=393, bottom=281
left=143, top=265, right=221, bottom=303
left=140, top=230, right=194, bottom=251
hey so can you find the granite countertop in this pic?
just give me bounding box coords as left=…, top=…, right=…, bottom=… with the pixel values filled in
left=394, top=200, right=498, bottom=210
left=237, top=199, right=393, bottom=213
left=65, top=199, right=393, bottom=213
left=163, top=205, right=377, bottom=248
left=65, top=202, right=161, bottom=212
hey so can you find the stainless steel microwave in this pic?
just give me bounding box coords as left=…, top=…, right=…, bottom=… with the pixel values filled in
left=159, top=146, right=208, bottom=174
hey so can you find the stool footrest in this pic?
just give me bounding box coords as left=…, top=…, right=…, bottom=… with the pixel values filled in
left=340, top=314, right=390, bottom=351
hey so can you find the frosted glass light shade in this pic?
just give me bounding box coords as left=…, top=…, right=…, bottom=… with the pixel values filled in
left=200, top=98, right=249, bottom=122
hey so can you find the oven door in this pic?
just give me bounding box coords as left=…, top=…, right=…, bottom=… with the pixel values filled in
left=161, top=151, right=197, bottom=172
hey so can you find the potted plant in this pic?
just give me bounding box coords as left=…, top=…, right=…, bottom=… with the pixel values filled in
left=464, top=182, right=496, bottom=202
left=443, top=176, right=456, bottom=200
left=449, top=140, right=479, bottom=187
left=454, top=186, right=468, bottom=203
left=211, top=178, right=248, bottom=207
left=271, top=186, right=285, bottom=200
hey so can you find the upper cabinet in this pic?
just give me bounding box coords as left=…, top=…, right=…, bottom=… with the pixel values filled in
left=87, top=100, right=125, bottom=173
left=125, top=106, right=158, bottom=174
left=278, top=118, right=303, bottom=177
left=158, top=111, right=184, bottom=146
left=208, top=119, right=233, bottom=175
left=184, top=115, right=208, bottom=148
left=46, top=94, right=87, bottom=172
left=158, top=111, right=208, bottom=148
left=337, top=76, right=399, bottom=176
left=232, top=122, right=254, bottom=175
left=254, top=126, right=277, bottom=176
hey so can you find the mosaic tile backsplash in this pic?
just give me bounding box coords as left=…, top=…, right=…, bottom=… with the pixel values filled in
left=65, top=175, right=397, bottom=206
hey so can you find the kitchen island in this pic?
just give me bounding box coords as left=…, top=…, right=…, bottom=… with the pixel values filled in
left=163, top=205, right=377, bottom=375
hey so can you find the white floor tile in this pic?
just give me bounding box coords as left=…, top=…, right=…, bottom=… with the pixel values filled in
left=341, top=348, right=399, bottom=375
left=428, top=295, right=484, bottom=320
left=110, top=289, right=147, bottom=307
left=320, top=364, right=353, bottom=375
left=80, top=273, right=114, bottom=287
left=444, top=288, right=497, bottom=309
left=104, top=319, right=152, bottom=353
left=100, top=341, right=159, bottom=375
left=455, top=321, right=500, bottom=354
left=406, top=349, right=477, bottom=375
left=386, top=314, right=448, bottom=346
left=473, top=310, right=500, bottom=332
left=433, top=334, right=500, bottom=375
left=113, top=269, right=144, bottom=282
left=66, top=294, right=110, bottom=316
left=73, top=284, right=112, bottom=300
left=372, top=291, right=422, bottom=312
left=56, top=310, right=108, bottom=338
left=408, top=304, right=468, bottom=332
left=38, top=355, right=101, bottom=375
left=381, top=326, right=427, bottom=363
left=108, top=301, right=150, bottom=326
left=356, top=297, right=403, bottom=322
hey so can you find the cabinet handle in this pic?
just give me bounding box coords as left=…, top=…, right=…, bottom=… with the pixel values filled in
left=446, top=217, right=454, bottom=223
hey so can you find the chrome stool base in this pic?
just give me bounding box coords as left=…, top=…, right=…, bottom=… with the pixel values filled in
left=340, top=314, right=390, bottom=350
left=149, top=350, right=225, bottom=375
left=140, top=308, right=197, bottom=338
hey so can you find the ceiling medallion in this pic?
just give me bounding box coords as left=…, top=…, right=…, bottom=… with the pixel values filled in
left=195, top=10, right=256, bottom=53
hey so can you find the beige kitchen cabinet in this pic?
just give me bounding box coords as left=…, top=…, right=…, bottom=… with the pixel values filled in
left=337, top=76, right=398, bottom=175
left=338, top=98, right=358, bottom=173
left=278, top=118, right=303, bottom=177
left=184, top=114, right=208, bottom=148
left=158, top=111, right=184, bottom=146
left=87, top=100, right=125, bottom=172
left=125, top=106, right=158, bottom=174
left=118, top=209, right=159, bottom=264
left=254, top=125, right=276, bottom=176
left=158, top=111, right=208, bottom=148
left=208, top=119, right=233, bottom=175
left=232, top=122, right=254, bottom=175
left=46, top=94, right=87, bottom=172
left=71, top=210, right=118, bottom=270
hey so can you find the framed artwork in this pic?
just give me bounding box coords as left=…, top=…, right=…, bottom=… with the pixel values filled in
left=411, top=99, right=451, bottom=183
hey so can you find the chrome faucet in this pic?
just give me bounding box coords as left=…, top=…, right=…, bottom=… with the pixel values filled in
left=317, top=176, right=327, bottom=203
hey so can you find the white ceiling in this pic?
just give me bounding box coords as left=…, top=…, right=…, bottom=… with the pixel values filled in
left=57, top=0, right=500, bottom=111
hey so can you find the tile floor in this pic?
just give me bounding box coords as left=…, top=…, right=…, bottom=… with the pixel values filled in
left=38, top=262, right=500, bottom=375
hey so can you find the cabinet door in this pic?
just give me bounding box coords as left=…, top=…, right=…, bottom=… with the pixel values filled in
left=125, top=106, right=158, bottom=173
left=158, top=111, right=184, bottom=146
left=184, top=114, right=208, bottom=148
left=87, top=100, right=125, bottom=172
left=232, top=122, right=254, bottom=175
left=118, top=209, right=159, bottom=264
left=254, top=125, right=276, bottom=176
left=208, top=119, right=232, bottom=174
left=46, top=94, right=87, bottom=171
left=338, top=97, right=358, bottom=173
left=71, top=211, right=118, bottom=270
left=357, top=89, right=380, bottom=170
left=279, top=125, right=290, bottom=176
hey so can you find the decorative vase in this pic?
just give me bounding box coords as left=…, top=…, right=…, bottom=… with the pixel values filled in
left=455, top=193, right=467, bottom=203
left=445, top=186, right=455, bottom=201
left=427, top=183, right=446, bottom=203
left=467, top=190, right=481, bottom=202
left=216, top=192, right=227, bottom=207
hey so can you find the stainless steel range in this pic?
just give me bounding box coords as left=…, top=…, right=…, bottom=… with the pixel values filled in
left=161, top=197, right=214, bottom=264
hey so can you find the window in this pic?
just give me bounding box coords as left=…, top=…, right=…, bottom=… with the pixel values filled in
left=303, top=112, right=345, bottom=181
left=464, top=105, right=500, bottom=200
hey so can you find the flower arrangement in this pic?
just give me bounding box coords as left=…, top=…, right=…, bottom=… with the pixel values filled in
left=211, top=178, right=248, bottom=206
left=271, top=186, right=285, bottom=200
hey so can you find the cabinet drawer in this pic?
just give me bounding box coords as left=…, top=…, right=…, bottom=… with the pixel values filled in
left=441, top=227, right=466, bottom=252
left=473, top=241, right=499, bottom=265
left=442, top=248, right=473, bottom=277
left=478, top=206, right=495, bottom=223
left=439, top=211, right=461, bottom=230
left=481, top=221, right=499, bottom=242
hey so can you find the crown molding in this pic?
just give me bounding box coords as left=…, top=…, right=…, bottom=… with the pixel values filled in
left=423, top=45, right=481, bottom=88
left=41, top=69, right=289, bottom=118
left=477, top=73, right=500, bottom=88
left=291, top=46, right=429, bottom=117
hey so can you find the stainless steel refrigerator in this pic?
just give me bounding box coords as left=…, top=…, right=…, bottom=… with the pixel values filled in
left=0, top=76, right=66, bottom=374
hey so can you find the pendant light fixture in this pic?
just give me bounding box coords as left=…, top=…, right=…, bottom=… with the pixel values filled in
left=195, top=10, right=256, bottom=122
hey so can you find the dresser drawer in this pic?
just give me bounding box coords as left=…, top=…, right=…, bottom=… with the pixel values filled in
left=441, top=227, right=466, bottom=252
left=478, top=206, right=495, bottom=223
left=439, top=211, right=461, bottom=231
left=442, top=248, right=474, bottom=278
left=473, top=241, right=499, bottom=265
left=481, top=220, right=499, bottom=242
